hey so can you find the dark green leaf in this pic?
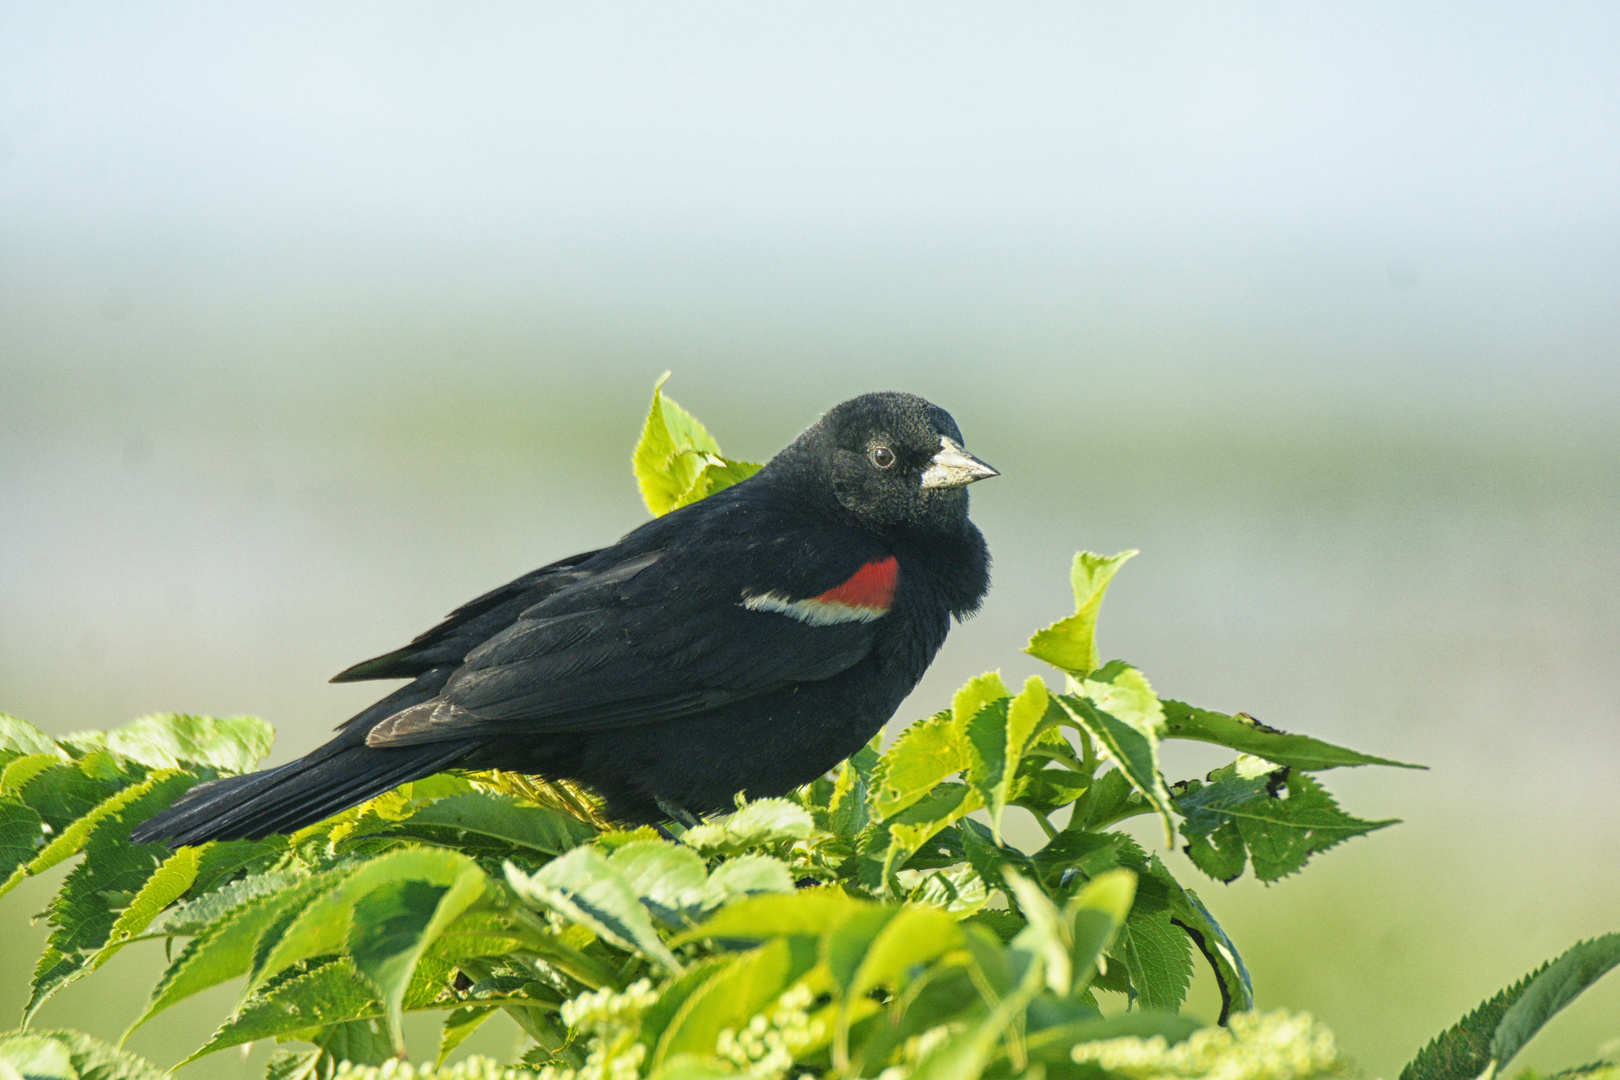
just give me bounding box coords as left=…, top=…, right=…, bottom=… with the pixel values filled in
left=183, top=959, right=382, bottom=1063
left=1162, top=699, right=1424, bottom=771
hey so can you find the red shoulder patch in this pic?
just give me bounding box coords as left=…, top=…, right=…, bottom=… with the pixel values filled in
left=814, top=556, right=899, bottom=611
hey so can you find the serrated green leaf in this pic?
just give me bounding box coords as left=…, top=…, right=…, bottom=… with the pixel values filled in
left=438, top=1006, right=497, bottom=1066
left=62, top=713, right=273, bottom=774
left=965, top=676, right=1050, bottom=844
left=1025, top=550, right=1137, bottom=675
left=390, top=791, right=595, bottom=855
left=506, top=848, right=681, bottom=971
left=183, top=958, right=382, bottom=1063
left=1162, top=699, right=1424, bottom=771
left=4, top=773, right=168, bottom=900
left=1404, top=934, right=1620, bottom=1080
left=869, top=710, right=972, bottom=822
left=608, top=840, right=709, bottom=922
left=125, top=874, right=329, bottom=1038
left=860, top=783, right=984, bottom=893
left=1184, top=819, right=1248, bottom=882
left=309, top=1016, right=394, bottom=1070
left=1114, top=900, right=1193, bottom=1012
left=255, top=848, right=484, bottom=991
left=682, top=798, right=812, bottom=855
left=1492, top=934, right=1620, bottom=1069
left=0, top=715, right=61, bottom=759
left=2, top=753, right=67, bottom=798
left=633, top=374, right=760, bottom=517
left=1236, top=773, right=1396, bottom=882
left=10, top=755, right=130, bottom=836
left=0, top=1029, right=167, bottom=1080
left=24, top=772, right=196, bottom=1021
left=701, top=855, right=794, bottom=911
left=93, top=846, right=201, bottom=968
left=144, top=867, right=305, bottom=938
left=349, top=863, right=487, bottom=1051
left=0, top=799, right=45, bottom=888
left=1058, top=669, right=1175, bottom=847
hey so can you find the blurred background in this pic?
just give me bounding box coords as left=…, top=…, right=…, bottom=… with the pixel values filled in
left=2, top=3, right=1617, bottom=1076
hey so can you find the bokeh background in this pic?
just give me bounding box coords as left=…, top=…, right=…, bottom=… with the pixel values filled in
left=3, top=4, right=1617, bottom=1076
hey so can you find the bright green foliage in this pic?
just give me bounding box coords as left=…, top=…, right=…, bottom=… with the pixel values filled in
left=1025, top=550, right=1136, bottom=675
left=0, top=1028, right=167, bottom=1080
left=2, top=378, right=1611, bottom=1080
left=631, top=373, right=762, bottom=517
left=1401, top=934, right=1620, bottom=1080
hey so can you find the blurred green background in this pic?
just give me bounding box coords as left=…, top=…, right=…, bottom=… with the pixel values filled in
left=2, top=4, right=1617, bottom=1076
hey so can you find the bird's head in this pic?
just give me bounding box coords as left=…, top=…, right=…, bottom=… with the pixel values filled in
left=779, top=392, right=998, bottom=533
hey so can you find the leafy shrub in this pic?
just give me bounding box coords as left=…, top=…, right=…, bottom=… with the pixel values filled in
left=1, top=379, right=1614, bottom=1080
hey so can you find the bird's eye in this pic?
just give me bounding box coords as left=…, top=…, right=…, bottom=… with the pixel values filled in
left=871, top=446, right=896, bottom=469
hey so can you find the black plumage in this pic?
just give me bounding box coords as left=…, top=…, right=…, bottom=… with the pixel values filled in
left=131, top=392, right=996, bottom=846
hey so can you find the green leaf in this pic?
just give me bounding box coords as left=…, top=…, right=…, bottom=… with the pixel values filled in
left=24, top=772, right=196, bottom=1021
left=4, top=773, right=169, bottom=899
left=1161, top=700, right=1424, bottom=771
left=255, top=849, right=485, bottom=992
left=93, top=846, right=201, bottom=967
left=1067, top=869, right=1137, bottom=995
left=701, top=855, right=795, bottom=910
left=1150, top=861, right=1253, bottom=1021
left=671, top=889, right=869, bottom=946
left=1059, top=666, right=1175, bottom=847
left=670, top=458, right=764, bottom=512
left=1492, top=934, right=1620, bottom=1068
left=860, top=783, right=984, bottom=893
left=1, top=754, right=66, bottom=798
left=505, top=848, right=682, bottom=971
left=438, top=1005, right=497, bottom=1065
left=849, top=906, right=965, bottom=1000
left=966, top=677, right=1050, bottom=843
left=652, top=939, right=803, bottom=1065
left=1229, top=772, right=1396, bottom=883
left=0, top=1029, right=167, bottom=1080
left=682, top=798, right=813, bottom=855
left=184, top=958, right=383, bottom=1063
left=62, top=713, right=273, bottom=774
left=1025, top=550, right=1137, bottom=675
left=390, top=791, right=595, bottom=854
left=608, top=840, right=710, bottom=922
left=0, top=799, right=45, bottom=887
left=1184, top=819, right=1248, bottom=882
left=632, top=373, right=761, bottom=517
left=125, top=874, right=328, bottom=1038
left=1401, top=934, right=1620, bottom=1080
left=349, top=863, right=487, bottom=1052
left=0, top=716, right=62, bottom=760
left=869, top=710, right=972, bottom=822
left=1114, top=900, right=1193, bottom=1012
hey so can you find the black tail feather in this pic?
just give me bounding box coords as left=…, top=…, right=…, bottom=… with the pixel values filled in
left=130, top=740, right=477, bottom=847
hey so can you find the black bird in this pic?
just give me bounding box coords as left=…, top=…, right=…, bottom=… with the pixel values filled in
left=132, top=392, right=996, bottom=846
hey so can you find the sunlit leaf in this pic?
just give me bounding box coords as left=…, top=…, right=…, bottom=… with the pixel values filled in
left=62, top=713, right=273, bottom=775
left=1162, top=700, right=1423, bottom=771
left=1025, top=550, right=1137, bottom=675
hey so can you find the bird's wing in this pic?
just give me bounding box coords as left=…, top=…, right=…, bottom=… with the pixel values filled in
left=330, top=548, right=609, bottom=683
left=363, top=521, right=896, bottom=748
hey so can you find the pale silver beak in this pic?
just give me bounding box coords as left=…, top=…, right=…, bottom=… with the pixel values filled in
left=920, top=436, right=999, bottom=489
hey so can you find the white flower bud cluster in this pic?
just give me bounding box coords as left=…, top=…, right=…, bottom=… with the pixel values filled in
left=1070, top=1010, right=1340, bottom=1080
left=714, top=983, right=826, bottom=1080
left=559, top=979, right=660, bottom=1035
left=330, top=1055, right=537, bottom=1080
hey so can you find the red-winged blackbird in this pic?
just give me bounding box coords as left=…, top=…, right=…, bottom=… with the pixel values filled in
left=132, top=393, right=996, bottom=845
